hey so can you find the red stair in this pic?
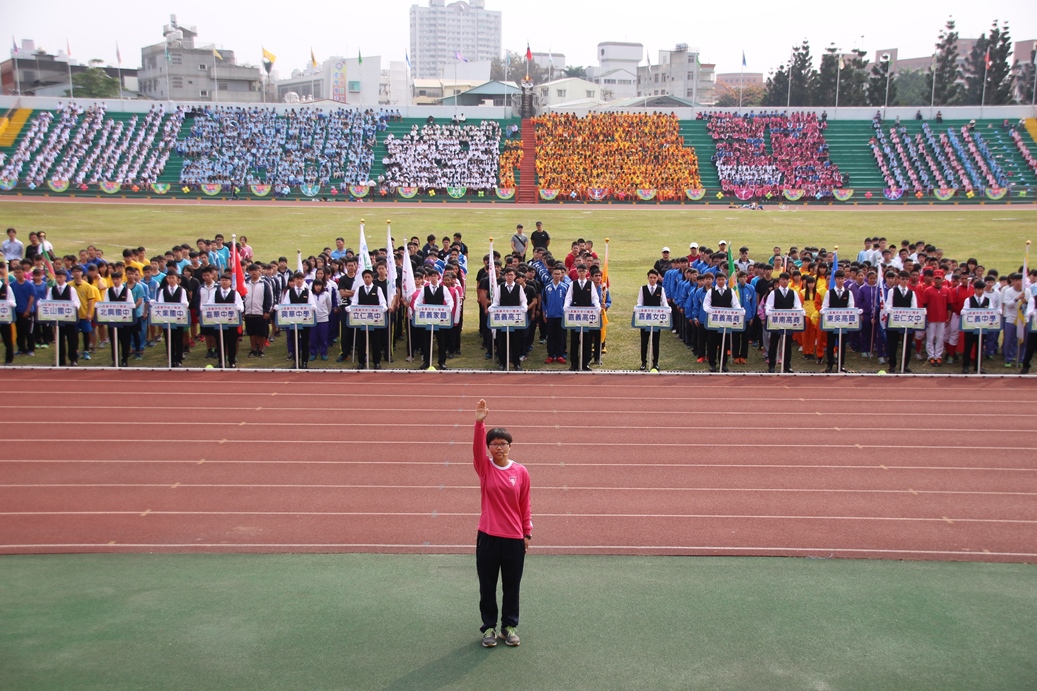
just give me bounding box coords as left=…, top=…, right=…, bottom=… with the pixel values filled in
left=516, top=119, right=538, bottom=204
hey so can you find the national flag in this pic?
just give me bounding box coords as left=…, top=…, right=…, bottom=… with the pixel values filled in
left=231, top=236, right=246, bottom=297
left=829, top=249, right=838, bottom=294
left=455, top=50, right=468, bottom=63
left=695, top=53, right=701, bottom=66
left=67, top=39, right=71, bottom=57
left=742, top=51, right=747, bottom=68
left=116, top=42, right=122, bottom=65
left=400, top=241, right=416, bottom=305
left=405, top=51, right=411, bottom=70
left=358, top=222, right=373, bottom=273
left=385, top=222, right=397, bottom=308
left=12, top=36, right=17, bottom=54
left=357, top=50, right=363, bottom=65
left=601, top=239, right=610, bottom=316
left=504, top=51, right=510, bottom=74
left=165, top=45, right=172, bottom=63
left=727, top=243, right=736, bottom=279
left=838, top=55, right=845, bottom=71
left=262, top=47, right=276, bottom=64
left=296, top=249, right=304, bottom=275
left=213, top=48, right=223, bottom=61
left=646, top=49, right=651, bottom=67
left=525, top=43, right=532, bottom=62
left=548, top=50, right=553, bottom=66
left=984, top=46, right=991, bottom=71
left=310, top=48, right=318, bottom=68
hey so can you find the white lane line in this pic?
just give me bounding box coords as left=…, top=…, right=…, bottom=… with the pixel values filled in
left=7, top=438, right=1035, bottom=451
left=0, top=543, right=1033, bottom=558
left=1, top=405, right=1033, bottom=418
left=3, top=484, right=1034, bottom=496
left=17, top=420, right=1036, bottom=434
left=4, top=460, right=1034, bottom=472
left=2, top=510, right=1035, bottom=523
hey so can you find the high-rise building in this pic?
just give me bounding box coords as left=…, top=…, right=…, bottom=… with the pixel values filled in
left=409, top=0, right=502, bottom=80
left=138, top=15, right=262, bottom=102
left=637, top=44, right=715, bottom=106
left=586, top=42, right=642, bottom=101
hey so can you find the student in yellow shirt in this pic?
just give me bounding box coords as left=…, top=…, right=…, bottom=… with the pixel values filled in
left=71, top=265, right=101, bottom=361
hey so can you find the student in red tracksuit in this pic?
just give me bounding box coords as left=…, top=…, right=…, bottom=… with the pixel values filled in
left=920, top=269, right=951, bottom=365
left=473, top=399, right=532, bottom=648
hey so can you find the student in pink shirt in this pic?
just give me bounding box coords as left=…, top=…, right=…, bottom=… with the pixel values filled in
left=473, top=399, right=532, bottom=648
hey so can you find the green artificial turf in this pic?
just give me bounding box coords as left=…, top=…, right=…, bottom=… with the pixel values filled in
left=1, top=554, right=1034, bottom=690
left=3, top=201, right=1034, bottom=373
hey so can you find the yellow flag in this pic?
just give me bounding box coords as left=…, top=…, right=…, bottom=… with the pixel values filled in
left=310, top=48, right=318, bottom=68
left=213, top=48, right=223, bottom=61
left=262, top=47, right=276, bottom=64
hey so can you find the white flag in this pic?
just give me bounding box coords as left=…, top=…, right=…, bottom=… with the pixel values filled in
left=358, top=222, right=373, bottom=273
left=385, top=222, right=397, bottom=307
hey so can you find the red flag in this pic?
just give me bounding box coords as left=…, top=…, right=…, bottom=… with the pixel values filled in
left=984, top=47, right=991, bottom=70
left=232, top=238, right=246, bottom=297
left=525, top=43, right=532, bottom=62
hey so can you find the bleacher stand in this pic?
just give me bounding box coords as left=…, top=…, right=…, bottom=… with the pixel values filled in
left=380, top=121, right=502, bottom=190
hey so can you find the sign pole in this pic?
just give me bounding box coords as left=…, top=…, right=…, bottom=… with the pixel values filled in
left=166, top=324, right=172, bottom=368
left=365, top=325, right=370, bottom=369
left=977, top=330, right=983, bottom=375
left=113, top=326, right=120, bottom=367
left=720, top=328, right=727, bottom=371
left=428, top=325, right=435, bottom=370
left=294, top=324, right=300, bottom=370
left=55, top=318, right=61, bottom=368
left=506, top=326, right=511, bottom=372
left=901, top=328, right=908, bottom=374
left=779, top=331, right=787, bottom=376
left=649, top=325, right=655, bottom=370
left=579, top=327, right=585, bottom=371
left=837, top=328, right=843, bottom=373
left=219, top=326, right=226, bottom=368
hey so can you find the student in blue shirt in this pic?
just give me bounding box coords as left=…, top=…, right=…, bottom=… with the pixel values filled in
left=733, top=271, right=758, bottom=364
left=694, top=273, right=714, bottom=361
left=541, top=265, right=569, bottom=363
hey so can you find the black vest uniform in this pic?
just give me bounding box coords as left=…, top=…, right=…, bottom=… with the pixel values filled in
left=420, top=285, right=448, bottom=368
left=161, top=286, right=186, bottom=365
left=495, top=284, right=523, bottom=368
left=962, top=294, right=990, bottom=372
left=768, top=288, right=797, bottom=371
left=706, top=287, right=734, bottom=368
left=569, top=280, right=595, bottom=370
left=886, top=287, right=916, bottom=372
left=354, top=284, right=383, bottom=369
left=49, top=283, right=78, bottom=365
left=337, top=276, right=359, bottom=357
left=287, top=288, right=311, bottom=367
left=640, top=286, right=663, bottom=368
left=106, top=285, right=133, bottom=366
left=825, top=289, right=850, bottom=368
left=213, top=288, right=238, bottom=366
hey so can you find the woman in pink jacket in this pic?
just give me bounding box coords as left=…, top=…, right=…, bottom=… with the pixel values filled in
left=473, top=399, right=533, bottom=648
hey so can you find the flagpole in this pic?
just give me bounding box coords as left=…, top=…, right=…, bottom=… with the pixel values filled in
left=214, top=50, right=220, bottom=104
left=786, top=55, right=793, bottom=108
left=980, top=49, right=989, bottom=118
left=834, top=54, right=841, bottom=110
left=739, top=52, right=744, bottom=109
left=12, top=38, right=20, bottom=96
left=116, top=43, right=124, bottom=101
left=67, top=51, right=74, bottom=99
left=930, top=53, right=937, bottom=118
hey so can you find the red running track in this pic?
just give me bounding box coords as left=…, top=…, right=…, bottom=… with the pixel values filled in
left=1, top=370, right=1035, bottom=562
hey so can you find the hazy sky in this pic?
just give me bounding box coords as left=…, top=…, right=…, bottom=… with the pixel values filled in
left=9, top=0, right=1037, bottom=77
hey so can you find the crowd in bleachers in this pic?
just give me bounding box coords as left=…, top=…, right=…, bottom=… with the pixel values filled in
left=707, top=112, right=841, bottom=197
left=380, top=121, right=502, bottom=190
left=498, top=141, right=523, bottom=188
left=1010, top=126, right=1037, bottom=178
left=0, top=103, right=185, bottom=186
left=177, top=106, right=378, bottom=189
left=532, top=113, right=702, bottom=198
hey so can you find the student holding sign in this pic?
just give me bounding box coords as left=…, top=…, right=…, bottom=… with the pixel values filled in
left=491, top=267, right=527, bottom=371
left=281, top=272, right=315, bottom=369
left=961, top=279, right=997, bottom=374
left=210, top=273, right=244, bottom=368
left=156, top=271, right=189, bottom=367
left=0, top=264, right=14, bottom=365
left=414, top=267, right=454, bottom=370
left=764, top=272, right=803, bottom=374
left=563, top=264, right=600, bottom=371
left=105, top=271, right=135, bottom=367
left=635, top=269, right=667, bottom=371
left=820, top=269, right=855, bottom=374
left=48, top=270, right=81, bottom=366
left=702, top=272, right=741, bottom=373
left=353, top=270, right=387, bottom=370
left=885, top=271, right=919, bottom=374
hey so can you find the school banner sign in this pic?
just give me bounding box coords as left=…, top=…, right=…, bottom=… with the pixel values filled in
left=0, top=302, right=13, bottom=324
left=960, top=308, right=1000, bottom=333
left=412, top=304, right=453, bottom=329
left=37, top=300, right=78, bottom=323
left=150, top=302, right=191, bottom=327
left=887, top=307, right=926, bottom=331
left=488, top=306, right=529, bottom=330
left=94, top=302, right=135, bottom=325
left=275, top=304, right=316, bottom=328
left=632, top=306, right=673, bottom=330
left=200, top=304, right=242, bottom=327
left=347, top=305, right=388, bottom=329
left=563, top=307, right=602, bottom=331
left=705, top=307, right=746, bottom=332
left=820, top=308, right=862, bottom=332
left=765, top=309, right=806, bottom=332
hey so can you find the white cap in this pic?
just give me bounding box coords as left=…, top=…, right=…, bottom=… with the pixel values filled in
left=661, top=247, right=671, bottom=253
left=718, top=240, right=728, bottom=246
left=689, top=242, right=699, bottom=249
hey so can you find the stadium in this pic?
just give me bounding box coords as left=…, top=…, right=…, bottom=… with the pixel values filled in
left=2, top=59, right=1037, bottom=691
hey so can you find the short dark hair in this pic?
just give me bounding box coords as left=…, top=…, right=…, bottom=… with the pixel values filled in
left=486, top=427, right=513, bottom=446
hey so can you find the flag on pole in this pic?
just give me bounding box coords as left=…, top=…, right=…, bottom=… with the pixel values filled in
left=984, top=46, right=992, bottom=71
left=310, top=48, right=318, bottom=68
left=601, top=239, right=610, bottom=311
left=400, top=241, right=416, bottom=304
left=525, top=43, right=532, bottom=62
left=1019, top=242, right=1031, bottom=348
left=839, top=55, right=845, bottom=70
left=405, top=51, right=411, bottom=70
left=357, top=49, right=363, bottom=65
left=296, top=250, right=304, bottom=275
left=504, top=51, right=510, bottom=75
left=213, top=47, right=223, bottom=61
left=11, top=36, right=17, bottom=53
left=358, top=222, right=373, bottom=273
left=385, top=222, right=397, bottom=308
left=262, top=47, right=277, bottom=64
left=742, top=51, right=747, bottom=68
left=231, top=236, right=246, bottom=297
left=487, top=239, right=498, bottom=306
left=116, top=42, right=122, bottom=65
left=455, top=50, right=468, bottom=63
left=727, top=243, right=736, bottom=278
left=165, top=44, right=172, bottom=63
left=548, top=50, right=553, bottom=66
left=67, top=39, right=72, bottom=57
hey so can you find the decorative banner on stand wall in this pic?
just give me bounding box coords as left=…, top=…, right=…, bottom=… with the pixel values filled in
left=47, top=179, right=69, bottom=193
left=99, top=181, right=121, bottom=194
left=782, top=189, right=805, bottom=201
left=349, top=185, right=369, bottom=198
left=831, top=189, right=854, bottom=201
left=539, top=188, right=559, bottom=201
left=200, top=183, right=222, bottom=196
left=398, top=187, right=419, bottom=199
left=494, top=187, right=514, bottom=200
left=685, top=188, right=706, bottom=200
left=299, top=184, right=320, bottom=197
left=249, top=184, right=271, bottom=197
left=151, top=183, right=170, bottom=195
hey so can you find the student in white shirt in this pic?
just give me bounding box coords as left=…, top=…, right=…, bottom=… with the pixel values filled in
left=764, top=271, right=804, bottom=374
